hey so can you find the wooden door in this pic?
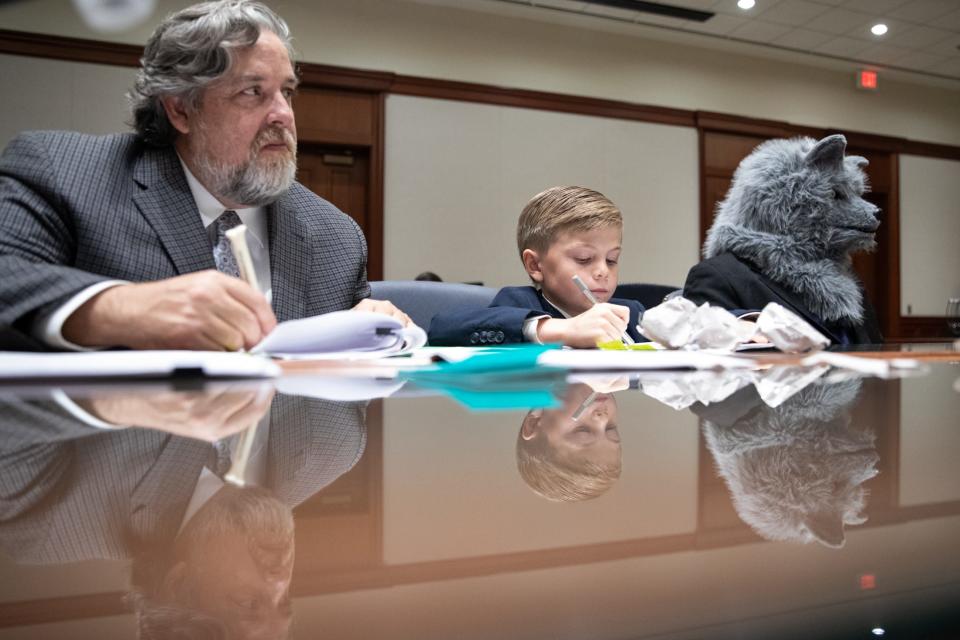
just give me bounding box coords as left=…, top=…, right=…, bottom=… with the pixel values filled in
left=297, top=145, right=369, bottom=231
left=292, top=86, right=384, bottom=280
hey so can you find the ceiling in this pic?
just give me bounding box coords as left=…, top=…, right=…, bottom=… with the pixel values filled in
left=427, top=0, right=960, bottom=84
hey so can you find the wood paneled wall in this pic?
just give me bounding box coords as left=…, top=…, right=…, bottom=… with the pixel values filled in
left=1, top=28, right=958, bottom=333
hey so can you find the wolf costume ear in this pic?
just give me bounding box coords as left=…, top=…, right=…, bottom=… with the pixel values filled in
left=805, top=134, right=847, bottom=169
left=805, top=510, right=846, bottom=548
left=847, top=155, right=869, bottom=169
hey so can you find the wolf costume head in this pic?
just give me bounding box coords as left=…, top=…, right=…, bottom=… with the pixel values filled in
left=702, top=379, right=878, bottom=548
left=704, top=135, right=880, bottom=324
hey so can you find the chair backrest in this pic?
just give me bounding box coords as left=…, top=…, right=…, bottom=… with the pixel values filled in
left=369, top=280, right=498, bottom=329
left=613, top=283, right=681, bottom=309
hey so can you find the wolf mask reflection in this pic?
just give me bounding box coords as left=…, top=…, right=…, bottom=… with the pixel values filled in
left=702, top=379, right=879, bottom=548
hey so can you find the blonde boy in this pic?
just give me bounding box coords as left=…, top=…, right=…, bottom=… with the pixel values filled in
left=428, top=186, right=644, bottom=347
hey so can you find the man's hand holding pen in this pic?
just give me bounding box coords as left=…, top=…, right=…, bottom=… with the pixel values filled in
left=63, top=270, right=276, bottom=351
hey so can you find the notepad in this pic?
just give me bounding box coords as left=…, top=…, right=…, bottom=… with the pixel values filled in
left=251, top=310, right=427, bottom=360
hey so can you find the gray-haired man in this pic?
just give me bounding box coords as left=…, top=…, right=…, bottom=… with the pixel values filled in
left=0, top=0, right=409, bottom=351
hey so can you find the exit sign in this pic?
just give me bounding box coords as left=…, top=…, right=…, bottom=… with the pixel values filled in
left=857, top=69, right=878, bottom=90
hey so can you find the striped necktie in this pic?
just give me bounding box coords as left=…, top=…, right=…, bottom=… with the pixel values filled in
left=212, top=210, right=243, bottom=278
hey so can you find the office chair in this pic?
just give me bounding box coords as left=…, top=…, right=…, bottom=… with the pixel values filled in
left=613, top=283, right=681, bottom=310
left=369, top=280, right=497, bottom=329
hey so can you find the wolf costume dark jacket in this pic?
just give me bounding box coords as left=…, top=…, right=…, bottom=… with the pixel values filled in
left=684, top=252, right=882, bottom=345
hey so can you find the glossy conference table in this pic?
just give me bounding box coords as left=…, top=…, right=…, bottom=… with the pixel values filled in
left=0, top=344, right=958, bottom=639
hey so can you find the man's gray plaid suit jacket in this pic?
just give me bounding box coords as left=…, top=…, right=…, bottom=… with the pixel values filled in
left=0, top=394, right=367, bottom=565
left=0, top=131, right=371, bottom=331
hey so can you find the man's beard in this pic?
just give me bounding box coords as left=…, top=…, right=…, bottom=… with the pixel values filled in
left=180, top=485, right=295, bottom=552
left=193, top=124, right=297, bottom=207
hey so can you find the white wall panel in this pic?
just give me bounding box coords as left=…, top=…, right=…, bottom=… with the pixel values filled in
left=384, top=95, right=698, bottom=287
left=899, top=155, right=960, bottom=316
left=0, top=54, right=134, bottom=149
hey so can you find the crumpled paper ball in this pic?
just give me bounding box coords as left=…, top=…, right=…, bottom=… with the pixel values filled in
left=641, top=297, right=830, bottom=353
left=641, top=297, right=756, bottom=350
left=639, top=296, right=698, bottom=348
left=757, top=302, right=830, bottom=353
left=641, top=370, right=754, bottom=410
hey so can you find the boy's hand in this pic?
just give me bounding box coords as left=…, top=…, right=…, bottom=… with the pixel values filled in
left=537, top=303, right=630, bottom=348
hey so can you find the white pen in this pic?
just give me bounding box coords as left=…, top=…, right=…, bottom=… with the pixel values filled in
left=572, top=274, right=635, bottom=346
left=225, top=224, right=260, bottom=293
left=571, top=391, right=597, bottom=421
left=224, top=223, right=263, bottom=486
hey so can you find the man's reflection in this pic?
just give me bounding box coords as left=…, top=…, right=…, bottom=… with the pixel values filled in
left=517, top=381, right=623, bottom=502
left=131, top=486, right=294, bottom=639
left=693, top=378, right=878, bottom=548
left=0, top=387, right=367, bottom=638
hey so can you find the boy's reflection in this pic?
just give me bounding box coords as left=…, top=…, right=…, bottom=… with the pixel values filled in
left=0, top=388, right=366, bottom=639
left=517, top=380, right=624, bottom=502
left=692, top=378, right=878, bottom=548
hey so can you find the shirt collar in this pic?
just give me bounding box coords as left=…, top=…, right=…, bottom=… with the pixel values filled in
left=177, top=155, right=268, bottom=252
left=541, top=292, right=573, bottom=319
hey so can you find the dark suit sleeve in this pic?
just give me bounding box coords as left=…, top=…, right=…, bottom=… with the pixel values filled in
left=683, top=260, right=754, bottom=317
left=350, top=220, right=371, bottom=305
left=427, top=288, right=543, bottom=346
left=0, top=133, right=111, bottom=329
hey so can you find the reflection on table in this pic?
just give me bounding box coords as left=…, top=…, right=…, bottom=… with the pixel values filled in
left=0, top=348, right=957, bottom=638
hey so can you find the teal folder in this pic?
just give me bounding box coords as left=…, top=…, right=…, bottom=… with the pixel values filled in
left=402, top=344, right=566, bottom=411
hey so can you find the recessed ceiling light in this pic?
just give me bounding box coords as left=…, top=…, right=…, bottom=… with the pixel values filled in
left=737, top=0, right=756, bottom=9
left=872, top=629, right=886, bottom=637
left=871, top=23, right=888, bottom=36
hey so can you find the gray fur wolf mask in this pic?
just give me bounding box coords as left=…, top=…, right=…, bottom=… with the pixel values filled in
left=702, top=379, right=878, bottom=548
left=704, top=134, right=880, bottom=324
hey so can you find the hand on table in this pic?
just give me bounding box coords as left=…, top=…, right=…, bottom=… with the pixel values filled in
left=353, top=298, right=416, bottom=328
left=63, top=270, right=276, bottom=351
left=81, top=385, right=275, bottom=441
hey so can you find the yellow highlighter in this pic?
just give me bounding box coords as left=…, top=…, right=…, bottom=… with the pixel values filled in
left=225, top=224, right=260, bottom=293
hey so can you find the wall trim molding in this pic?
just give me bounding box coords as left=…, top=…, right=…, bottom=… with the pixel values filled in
left=896, top=316, right=956, bottom=341
left=694, top=111, right=960, bottom=162
left=3, top=28, right=960, bottom=161
left=0, top=28, right=141, bottom=67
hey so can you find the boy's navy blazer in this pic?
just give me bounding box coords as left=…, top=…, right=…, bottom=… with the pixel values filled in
left=428, top=285, right=645, bottom=346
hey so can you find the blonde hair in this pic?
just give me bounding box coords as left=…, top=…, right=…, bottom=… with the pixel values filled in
left=516, top=416, right=622, bottom=502
left=516, top=186, right=622, bottom=257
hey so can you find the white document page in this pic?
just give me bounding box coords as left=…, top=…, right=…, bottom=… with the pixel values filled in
left=252, top=310, right=427, bottom=360
left=0, top=351, right=280, bottom=380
